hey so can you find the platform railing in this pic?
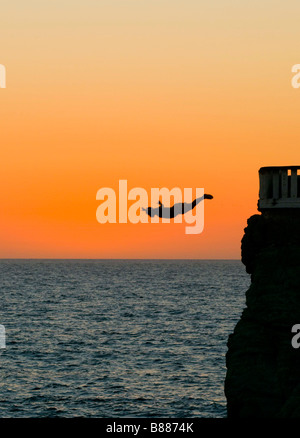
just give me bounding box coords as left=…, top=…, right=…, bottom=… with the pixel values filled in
left=258, top=166, right=300, bottom=209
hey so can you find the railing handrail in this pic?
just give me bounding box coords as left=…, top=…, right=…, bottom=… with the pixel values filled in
left=260, top=166, right=300, bottom=172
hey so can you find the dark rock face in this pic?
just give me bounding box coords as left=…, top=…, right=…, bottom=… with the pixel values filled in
left=225, top=211, right=300, bottom=418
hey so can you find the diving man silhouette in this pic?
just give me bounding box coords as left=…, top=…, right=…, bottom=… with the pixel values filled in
left=142, top=193, right=213, bottom=219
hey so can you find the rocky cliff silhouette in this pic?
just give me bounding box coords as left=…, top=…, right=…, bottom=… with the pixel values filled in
left=225, top=210, right=300, bottom=418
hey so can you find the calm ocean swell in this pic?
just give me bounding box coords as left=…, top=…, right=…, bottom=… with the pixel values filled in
left=0, top=260, right=249, bottom=417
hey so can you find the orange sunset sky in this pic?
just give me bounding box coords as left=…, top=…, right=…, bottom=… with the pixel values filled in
left=1, top=1, right=300, bottom=258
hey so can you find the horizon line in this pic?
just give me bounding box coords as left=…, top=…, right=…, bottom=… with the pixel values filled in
left=0, top=257, right=241, bottom=261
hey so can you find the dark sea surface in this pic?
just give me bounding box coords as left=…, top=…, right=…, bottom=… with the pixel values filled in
left=0, top=260, right=249, bottom=418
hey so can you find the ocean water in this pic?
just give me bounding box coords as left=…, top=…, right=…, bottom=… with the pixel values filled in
left=0, top=260, right=249, bottom=418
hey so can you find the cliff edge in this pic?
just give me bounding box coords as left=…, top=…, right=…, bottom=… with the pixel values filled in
left=225, top=211, right=300, bottom=417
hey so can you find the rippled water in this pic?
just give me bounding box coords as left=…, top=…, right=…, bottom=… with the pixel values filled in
left=0, top=260, right=249, bottom=418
